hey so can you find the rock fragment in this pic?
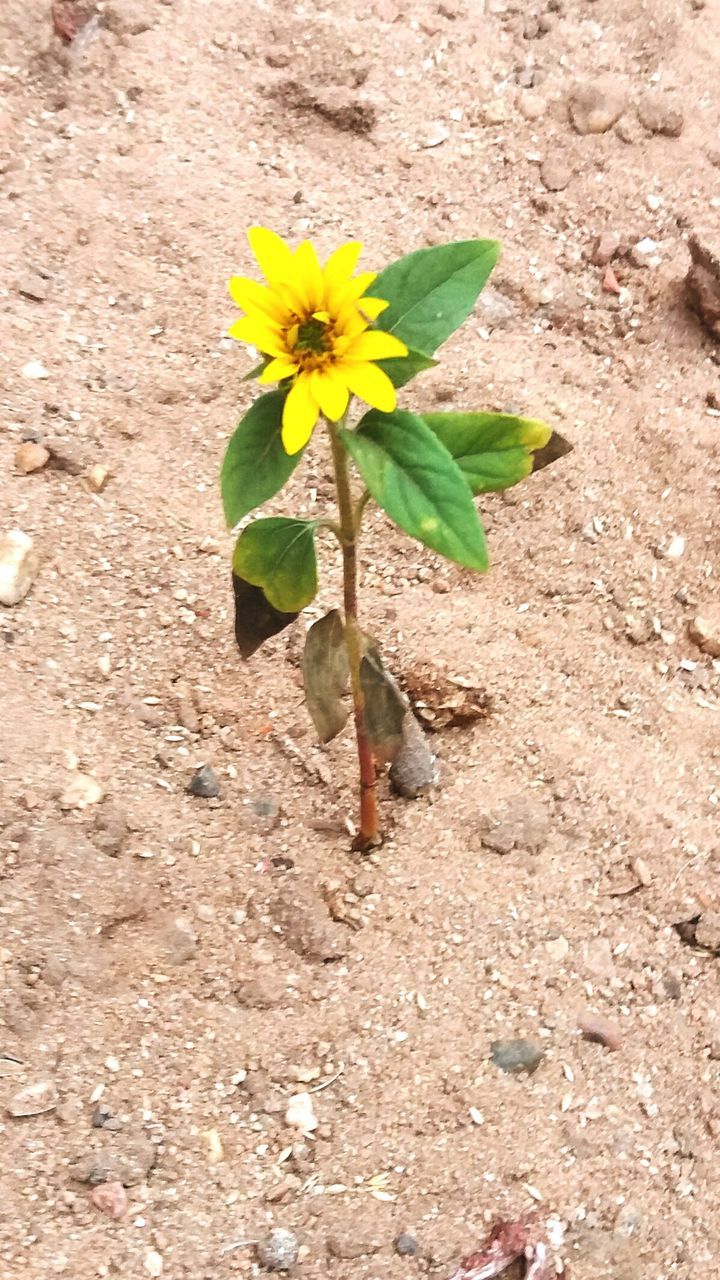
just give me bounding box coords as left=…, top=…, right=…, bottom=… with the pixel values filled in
left=686, top=234, right=720, bottom=342
left=578, top=1010, right=622, bottom=1051
left=0, top=531, right=40, bottom=606
left=687, top=605, right=720, bottom=657
left=568, top=80, right=625, bottom=134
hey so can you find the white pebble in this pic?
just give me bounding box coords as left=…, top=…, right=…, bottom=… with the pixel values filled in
left=285, top=1091, right=318, bottom=1133
left=144, top=1250, right=163, bottom=1277
left=21, top=360, right=50, bottom=379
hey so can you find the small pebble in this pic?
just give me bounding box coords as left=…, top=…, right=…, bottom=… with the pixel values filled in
left=21, top=360, right=50, bottom=379
left=257, top=1228, right=300, bottom=1271
left=187, top=765, right=220, bottom=798
left=577, top=1010, right=622, bottom=1051
left=592, top=230, right=621, bottom=266
left=144, top=1251, right=163, bottom=1278
left=15, top=442, right=50, bottom=474
left=285, top=1091, right=318, bottom=1133
left=394, top=1233, right=418, bottom=1257
left=17, top=273, right=49, bottom=302
left=86, top=463, right=110, bottom=494
left=687, top=606, right=720, bottom=658
left=59, top=772, right=104, bottom=810
left=490, top=1038, right=544, bottom=1075
left=90, top=1181, right=128, bottom=1220
left=568, top=78, right=625, bottom=134
left=0, top=530, right=40, bottom=607
left=540, top=155, right=573, bottom=192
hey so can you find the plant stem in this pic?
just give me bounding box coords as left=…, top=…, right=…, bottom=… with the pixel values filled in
left=327, top=420, right=379, bottom=849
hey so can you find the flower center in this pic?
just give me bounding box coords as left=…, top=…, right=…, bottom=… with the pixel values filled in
left=295, top=317, right=329, bottom=355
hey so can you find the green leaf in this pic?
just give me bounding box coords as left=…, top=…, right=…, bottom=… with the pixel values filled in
left=341, top=410, right=488, bottom=571
left=232, top=573, right=299, bottom=660
left=221, top=391, right=302, bottom=527
left=302, top=609, right=350, bottom=744
left=232, top=517, right=318, bottom=613
left=422, top=411, right=553, bottom=494
left=377, top=345, right=438, bottom=390
left=372, top=239, right=500, bottom=356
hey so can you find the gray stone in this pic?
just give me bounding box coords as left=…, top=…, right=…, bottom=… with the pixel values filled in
left=187, top=765, right=220, bottom=798
left=257, top=1228, right=299, bottom=1271
left=390, top=712, right=439, bottom=798
left=490, top=1038, right=544, bottom=1075
left=394, top=1233, right=418, bottom=1257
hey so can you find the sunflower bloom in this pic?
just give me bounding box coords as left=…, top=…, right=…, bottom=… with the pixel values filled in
left=227, top=228, right=408, bottom=454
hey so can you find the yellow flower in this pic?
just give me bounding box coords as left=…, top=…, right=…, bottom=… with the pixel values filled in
left=228, top=227, right=408, bottom=454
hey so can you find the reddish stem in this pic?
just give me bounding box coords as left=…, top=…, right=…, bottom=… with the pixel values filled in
left=328, top=422, right=379, bottom=849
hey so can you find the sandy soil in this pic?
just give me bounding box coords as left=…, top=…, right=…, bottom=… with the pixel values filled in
left=2, top=1, right=720, bottom=1277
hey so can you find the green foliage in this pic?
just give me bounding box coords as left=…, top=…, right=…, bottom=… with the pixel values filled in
left=422, top=411, right=552, bottom=494
left=377, top=346, right=438, bottom=390
left=341, top=410, right=488, bottom=571
left=232, top=517, right=318, bottom=612
left=221, top=391, right=302, bottom=527
left=373, top=239, right=500, bottom=359
left=302, top=610, right=350, bottom=743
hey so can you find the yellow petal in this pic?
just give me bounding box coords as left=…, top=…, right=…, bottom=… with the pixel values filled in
left=311, top=367, right=350, bottom=421
left=248, top=227, right=295, bottom=284
left=358, top=296, right=389, bottom=320
left=337, top=360, right=397, bottom=413
left=344, top=331, right=408, bottom=361
left=293, top=240, right=324, bottom=313
left=258, top=357, right=298, bottom=384
left=282, top=375, right=320, bottom=454
left=228, top=276, right=289, bottom=324
left=326, top=269, right=377, bottom=313
left=227, top=316, right=286, bottom=356
left=333, top=303, right=369, bottom=340
left=323, top=241, right=363, bottom=292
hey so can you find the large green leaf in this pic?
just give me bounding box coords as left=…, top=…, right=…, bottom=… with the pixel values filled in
left=372, top=239, right=500, bottom=356
left=341, top=410, right=488, bottom=571
left=377, top=346, right=438, bottom=390
left=422, top=412, right=552, bottom=494
left=232, top=517, right=318, bottom=613
left=302, top=610, right=350, bottom=743
left=221, top=391, right=302, bottom=527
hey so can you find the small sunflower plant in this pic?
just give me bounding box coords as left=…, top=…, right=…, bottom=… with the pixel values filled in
left=221, top=229, right=570, bottom=849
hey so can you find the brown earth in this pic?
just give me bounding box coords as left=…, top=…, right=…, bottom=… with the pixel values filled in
left=2, top=1, right=720, bottom=1277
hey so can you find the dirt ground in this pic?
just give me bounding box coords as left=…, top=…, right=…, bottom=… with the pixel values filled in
left=2, top=0, right=720, bottom=1277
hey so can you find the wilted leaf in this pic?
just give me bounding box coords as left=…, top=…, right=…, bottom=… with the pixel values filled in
left=232, top=572, right=298, bottom=660
left=360, top=645, right=409, bottom=764
left=302, top=609, right=350, bottom=743
left=530, top=429, right=574, bottom=474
